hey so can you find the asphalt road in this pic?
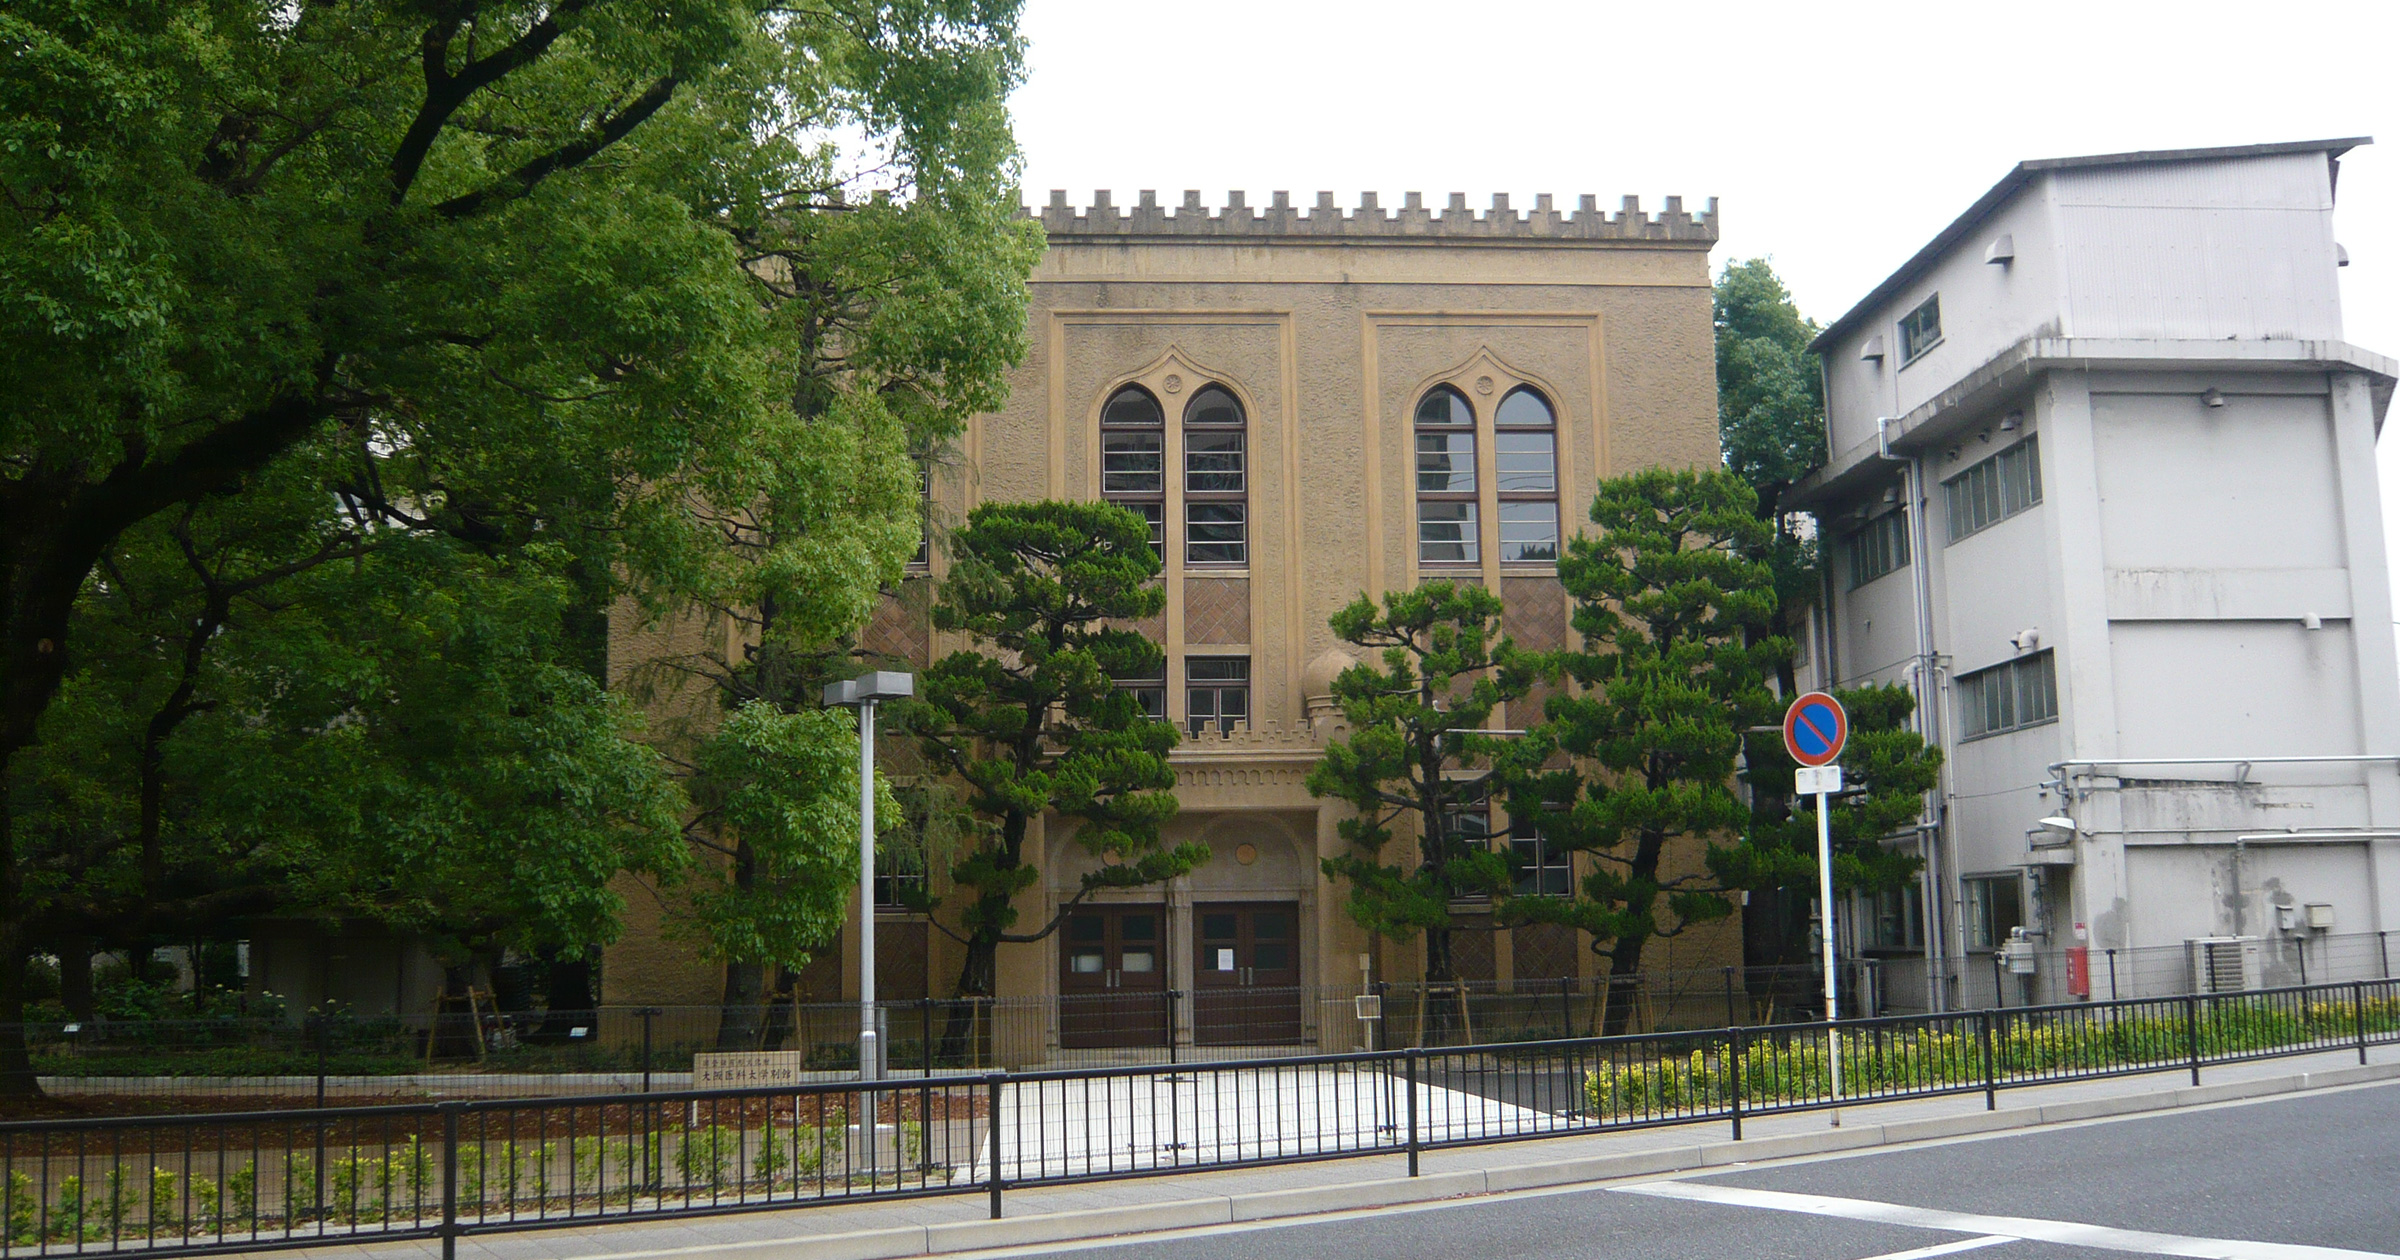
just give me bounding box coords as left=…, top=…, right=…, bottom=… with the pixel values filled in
left=962, top=1080, right=2400, bottom=1260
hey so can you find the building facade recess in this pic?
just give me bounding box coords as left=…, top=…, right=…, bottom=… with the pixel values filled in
left=1792, top=137, right=2400, bottom=1014
left=601, top=187, right=1732, bottom=1061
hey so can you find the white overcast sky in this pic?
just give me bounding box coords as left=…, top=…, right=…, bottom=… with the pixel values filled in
left=1011, top=0, right=2400, bottom=589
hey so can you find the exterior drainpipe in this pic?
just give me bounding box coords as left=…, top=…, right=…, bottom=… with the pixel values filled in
left=1881, top=415, right=1954, bottom=1013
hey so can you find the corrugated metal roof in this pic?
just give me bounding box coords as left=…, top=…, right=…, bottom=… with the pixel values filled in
left=1808, top=138, right=2371, bottom=353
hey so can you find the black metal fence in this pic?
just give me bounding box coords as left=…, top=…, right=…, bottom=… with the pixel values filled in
left=0, top=977, right=2389, bottom=1258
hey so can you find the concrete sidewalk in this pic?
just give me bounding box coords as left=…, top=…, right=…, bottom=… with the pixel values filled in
left=285, top=1043, right=2400, bottom=1260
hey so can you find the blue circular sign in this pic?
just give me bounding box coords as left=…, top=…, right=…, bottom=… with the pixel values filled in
left=1783, top=692, right=1848, bottom=767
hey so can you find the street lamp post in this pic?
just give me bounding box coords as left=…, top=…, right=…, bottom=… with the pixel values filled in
left=822, top=670, right=914, bottom=1176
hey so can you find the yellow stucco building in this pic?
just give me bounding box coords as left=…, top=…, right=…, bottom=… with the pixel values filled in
left=606, top=188, right=1737, bottom=1061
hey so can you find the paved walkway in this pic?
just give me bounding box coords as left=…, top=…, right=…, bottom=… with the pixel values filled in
left=279, top=1044, right=2400, bottom=1260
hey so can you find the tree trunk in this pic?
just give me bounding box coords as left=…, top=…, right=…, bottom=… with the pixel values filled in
left=938, top=927, right=999, bottom=1064
left=59, top=938, right=95, bottom=1023
left=715, top=960, right=768, bottom=1050
left=1600, top=932, right=1646, bottom=1038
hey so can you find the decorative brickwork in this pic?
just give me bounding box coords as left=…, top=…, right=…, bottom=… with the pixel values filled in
left=1185, top=577, right=1251, bottom=644
left=1501, top=576, right=1568, bottom=652
left=1448, top=913, right=1498, bottom=983
left=1037, top=190, right=1718, bottom=244
left=859, top=578, right=931, bottom=665
left=1512, top=922, right=1581, bottom=985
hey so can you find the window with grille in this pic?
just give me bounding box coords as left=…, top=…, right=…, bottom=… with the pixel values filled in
left=1868, top=885, right=1924, bottom=950
left=1186, top=656, right=1249, bottom=734
left=1945, top=438, right=2041, bottom=542
left=1965, top=875, right=2023, bottom=949
left=1511, top=825, right=1572, bottom=897
left=1956, top=649, right=2057, bottom=739
left=1844, top=508, right=1909, bottom=589
left=1115, top=657, right=1167, bottom=722
left=1494, top=387, right=1559, bottom=563
left=1101, top=386, right=1165, bottom=555
left=1416, top=386, right=1478, bottom=564
left=1183, top=385, right=1246, bottom=565
left=1898, top=294, right=1943, bottom=365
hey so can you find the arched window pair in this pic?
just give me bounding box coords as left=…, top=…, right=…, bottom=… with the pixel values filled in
left=1101, top=382, right=1247, bottom=566
left=1414, top=385, right=1558, bottom=565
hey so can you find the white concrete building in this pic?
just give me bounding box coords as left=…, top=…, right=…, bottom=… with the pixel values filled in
left=1793, top=138, right=2400, bottom=1011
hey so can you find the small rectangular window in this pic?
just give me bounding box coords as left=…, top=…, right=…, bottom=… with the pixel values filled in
left=1101, top=432, right=1162, bottom=494
left=1185, top=502, right=1246, bottom=565
left=1493, top=431, right=1556, bottom=493
left=1498, top=502, right=1558, bottom=563
left=1420, top=501, right=1479, bottom=564
left=1115, top=655, right=1167, bottom=722
left=1965, top=875, right=2024, bottom=950
left=1899, top=294, right=1943, bottom=365
left=1417, top=432, right=1477, bottom=493
left=1185, top=430, right=1245, bottom=494
left=1957, top=649, right=2057, bottom=739
left=1187, top=656, right=1249, bottom=735
left=1844, top=509, right=1909, bottom=589
left=1511, top=826, right=1572, bottom=898
left=1945, top=438, right=2041, bottom=542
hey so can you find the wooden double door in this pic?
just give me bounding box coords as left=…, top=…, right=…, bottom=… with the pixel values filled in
left=1193, top=901, right=1302, bottom=1045
left=1057, top=904, right=1168, bottom=1049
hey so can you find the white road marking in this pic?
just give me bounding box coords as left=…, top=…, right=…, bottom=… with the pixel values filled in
left=1856, top=1237, right=2017, bottom=1260
left=1614, top=1181, right=2399, bottom=1260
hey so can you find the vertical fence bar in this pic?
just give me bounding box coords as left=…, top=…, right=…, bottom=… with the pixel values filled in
left=640, top=1007, right=657, bottom=1094
left=1404, top=1049, right=1420, bottom=1177
left=2185, top=993, right=2202, bottom=1085
left=985, top=1072, right=1004, bottom=1219
left=1979, top=1009, right=1996, bottom=1110
left=439, top=1103, right=461, bottom=1260
left=2355, top=980, right=2370, bottom=1065
left=1561, top=976, right=1574, bottom=1038
left=1722, top=967, right=1737, bottom=1029
left=1728, top=1024, right=1744, bottom=1140
left=2106, top=949, right=2118, bottom=1002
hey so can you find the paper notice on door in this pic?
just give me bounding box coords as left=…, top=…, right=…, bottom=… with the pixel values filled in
left=1216, top=948, right=1236, bottom=971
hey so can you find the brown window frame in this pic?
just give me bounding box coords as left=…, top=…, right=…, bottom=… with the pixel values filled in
left=1182, top=384, right=1247, bottom=567
left=1101, top=385, right=1166, bottom=556
left=1415, top=385, right=1480, bottom=566
left=1493, top=386, right=1560, bottom=566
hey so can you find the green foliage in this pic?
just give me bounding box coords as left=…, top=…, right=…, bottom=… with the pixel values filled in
left=905, top=501, right=1196, bottom=993
left=677, top=702, right=893, bottom=970
left=0, top=0, right=1039, bottom=1076
left=1725, top=684, right=1944, bottom=896
left=6, top=1171, right=33, bottom=1243
left=1715, top=259, right=1827, bottom=510
left=1309, top=583, right=1535, bottom=977
left=1499, top=470, right=1785, bottom=989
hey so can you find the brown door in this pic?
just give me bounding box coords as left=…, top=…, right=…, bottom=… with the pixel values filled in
left=1193, top=902, right=1302, bottom=1044
left=1058, top=905, right=1169, bottom=1049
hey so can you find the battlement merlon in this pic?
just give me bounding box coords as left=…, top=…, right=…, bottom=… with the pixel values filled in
left=1027, top=190, right=1719, bottom=245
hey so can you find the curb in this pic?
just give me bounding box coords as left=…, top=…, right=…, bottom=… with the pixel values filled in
left=561, top=1059, right=2400, bottom=1260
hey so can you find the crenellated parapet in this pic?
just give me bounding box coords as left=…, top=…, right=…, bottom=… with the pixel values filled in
left=1032, top=190, right=1718, bottom=244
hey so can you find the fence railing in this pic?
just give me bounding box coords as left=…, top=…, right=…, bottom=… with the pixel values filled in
left=0, top=977, right=2389, bottom=1257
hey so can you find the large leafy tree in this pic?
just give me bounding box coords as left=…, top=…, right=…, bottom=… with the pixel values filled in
left=904, top=502, right=1196, bottom=1018
left=1497, top=469, right=1786, bottom=1035
left=1308, top=584, right=1531, bottom=997
left=2, top=0, right=1036, bottom=1076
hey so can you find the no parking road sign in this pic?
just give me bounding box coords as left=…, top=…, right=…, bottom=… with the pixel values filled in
left=1783, top=691, right=1848, bottom=768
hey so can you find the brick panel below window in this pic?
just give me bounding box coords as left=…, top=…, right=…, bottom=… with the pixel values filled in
left=1185, top=577, right=1251, bottom=644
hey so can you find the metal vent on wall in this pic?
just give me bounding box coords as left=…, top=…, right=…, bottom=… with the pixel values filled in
left=2185, top=936, right=2262, bottom=993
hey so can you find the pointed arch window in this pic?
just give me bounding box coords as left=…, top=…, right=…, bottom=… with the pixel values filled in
left=1183, top=384, right=1246, bottom=565
left=1415, top=386, right=1478, bottom=564
left=1101, top=385, right=1165, bottom=555
left=1494, top=387, right=1559, bottom=563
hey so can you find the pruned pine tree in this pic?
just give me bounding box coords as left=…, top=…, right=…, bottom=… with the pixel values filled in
left=1498, top=469, right=1786, bottom=1035
left=906, top=502, right=1198, bottom=1042
left=1309, top=583, right=1536, bottom=1033
left=1722, top=684, right=1944, bottom=983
